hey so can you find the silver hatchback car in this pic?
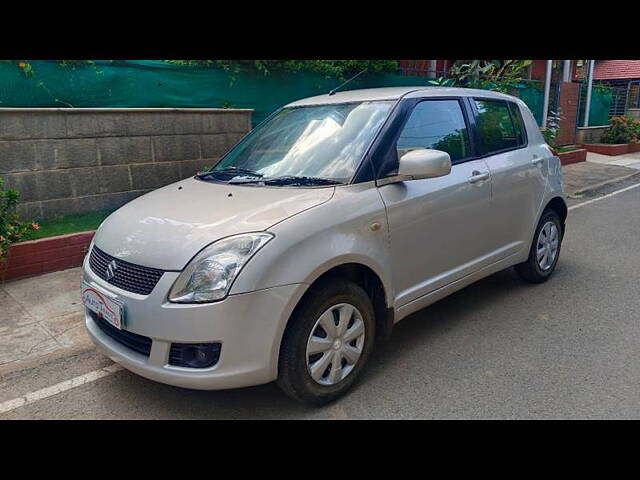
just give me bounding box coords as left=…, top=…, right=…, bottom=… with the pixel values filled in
left=82, top=87, right=566, bottom=404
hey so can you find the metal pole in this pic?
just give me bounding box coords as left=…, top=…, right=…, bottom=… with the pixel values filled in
left=624, top=80, right=632, bottom=114
left=428, top=60, right=437, bottom=78
left=563, top=60, right=572, bottom=82
left=584, top=59, right=595, bottom=127
left=542, top=60, right=553, bottom=128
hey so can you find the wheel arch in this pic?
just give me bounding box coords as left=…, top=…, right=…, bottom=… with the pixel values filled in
left=544, top=196, right=568, bottom=237
left=276, top=261, right=394, bottom=371
left=308, top=262, right=393, bottom=343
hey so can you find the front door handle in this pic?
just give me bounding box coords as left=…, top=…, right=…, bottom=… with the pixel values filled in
left=468, top=171, right=490, bottom=184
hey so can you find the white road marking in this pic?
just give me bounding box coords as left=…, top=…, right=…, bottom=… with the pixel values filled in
left=0, top=364, right=122, bottom=415
left=569, top=182, right=640, bottom=211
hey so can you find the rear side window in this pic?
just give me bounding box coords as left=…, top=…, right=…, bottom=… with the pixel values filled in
left=474, top=99, right=526, bottom=154
left=396, top=99, right=471, bottom=162
left=508, top=102, right=526, bottom=145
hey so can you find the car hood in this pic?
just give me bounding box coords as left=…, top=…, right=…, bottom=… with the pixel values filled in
left=93, top=177, right=335, bottom=270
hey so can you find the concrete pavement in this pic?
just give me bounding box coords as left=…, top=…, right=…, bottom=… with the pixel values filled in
left=1, top=168, right=640, bottom=418
left=585, top=150, right=640, bottom=170
left=0, top=268, right=90, bottom=376
left=562, top=162, right=640, bottom=198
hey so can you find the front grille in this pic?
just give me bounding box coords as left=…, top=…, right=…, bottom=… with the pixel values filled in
left=90, top=310, right=152, bottom=357
left=89, top=246, right=165, bottom=295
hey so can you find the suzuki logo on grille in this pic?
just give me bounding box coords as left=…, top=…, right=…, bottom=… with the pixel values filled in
left=105, top=260, right=118, bottom=281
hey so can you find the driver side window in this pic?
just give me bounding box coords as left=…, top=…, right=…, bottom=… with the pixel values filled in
left=396, top=99, right=471, bottom=163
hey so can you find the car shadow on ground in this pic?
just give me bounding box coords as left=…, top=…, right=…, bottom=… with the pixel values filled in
left=99, top=265, right=553, bottom=419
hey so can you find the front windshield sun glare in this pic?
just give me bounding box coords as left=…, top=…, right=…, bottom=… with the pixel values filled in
left=203, top=101, right=393, bottom=186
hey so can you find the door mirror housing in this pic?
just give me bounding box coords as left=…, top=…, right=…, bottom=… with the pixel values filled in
left=377, top=148, right=451, bottom=187
left=399, top=148, right=451, bottom=180
left=377, top=148, right=452, bottom=186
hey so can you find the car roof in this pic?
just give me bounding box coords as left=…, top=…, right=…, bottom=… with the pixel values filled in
left=285, top=86, right=519, bottom=107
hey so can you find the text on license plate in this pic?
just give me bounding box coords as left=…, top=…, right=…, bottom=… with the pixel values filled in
left=82, top=282, right=124, bottom=329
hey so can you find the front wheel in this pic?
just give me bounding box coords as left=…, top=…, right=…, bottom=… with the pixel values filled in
left=277, top=279, right=376, bottom=405
left=515, top=209, right=563, bottom=283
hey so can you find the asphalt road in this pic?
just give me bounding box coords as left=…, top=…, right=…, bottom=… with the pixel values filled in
left=2, top=186, right=640, bottom=419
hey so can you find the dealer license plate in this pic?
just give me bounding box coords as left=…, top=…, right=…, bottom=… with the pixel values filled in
left=82, top=282, right=125, bottom=329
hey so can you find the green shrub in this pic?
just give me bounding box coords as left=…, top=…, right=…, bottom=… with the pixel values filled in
left=601, top=116, right=640, bottom=144
left=0, top=177, right=39, bottom=262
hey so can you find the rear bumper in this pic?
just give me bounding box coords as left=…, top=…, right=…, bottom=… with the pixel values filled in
left=82, top=255, right=304, bottom=390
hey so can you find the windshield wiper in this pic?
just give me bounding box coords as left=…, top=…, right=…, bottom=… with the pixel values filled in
left=262, top=176, right=343, bottom=186
left=197, top=169, right=342, bottom=186
left=196, top=166, right=263, bottom=180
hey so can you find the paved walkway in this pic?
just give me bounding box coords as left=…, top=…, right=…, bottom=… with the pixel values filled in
left=2, top=153, right=640, bottom=376
left=562, top=161, right=640, bottom=197
left=0, top=268, right=90, bottom=375
left=585, top=151, right=640, bottom=170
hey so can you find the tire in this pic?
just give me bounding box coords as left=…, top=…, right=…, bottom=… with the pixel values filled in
left=277, top=279, right=376, bottom=406
left=515, top=209, right=563, bottom=283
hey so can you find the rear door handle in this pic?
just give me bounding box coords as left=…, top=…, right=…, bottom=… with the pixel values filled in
left=468, top=171, right=490, bottom=184
left=532, top=155, right=544, bottom=166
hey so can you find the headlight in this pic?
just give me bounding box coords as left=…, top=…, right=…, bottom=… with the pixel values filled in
left=168, top=232, right=273, bottom=303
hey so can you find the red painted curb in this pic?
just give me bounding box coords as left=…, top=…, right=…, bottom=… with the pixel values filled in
left=629, top=143, right=640, bottom=153
left=557, top=148, right=587, bottom=166
left=0, top=230, right=95, bottom=282
left=582, top=143, right=630, bottom=156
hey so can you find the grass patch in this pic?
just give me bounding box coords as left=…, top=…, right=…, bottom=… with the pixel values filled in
left=24, top=209, right=114, bottom=241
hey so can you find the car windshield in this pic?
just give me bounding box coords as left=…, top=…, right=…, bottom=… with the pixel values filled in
left=199, top=101, right=394, bottom=185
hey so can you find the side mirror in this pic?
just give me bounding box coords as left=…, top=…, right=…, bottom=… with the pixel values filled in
left=398, top=148, right=451, bottom=180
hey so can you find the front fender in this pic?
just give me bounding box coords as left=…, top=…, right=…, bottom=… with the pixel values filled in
left=230, top=182, right=393, bottom=307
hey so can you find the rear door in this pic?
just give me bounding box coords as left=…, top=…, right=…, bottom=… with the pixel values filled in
left=470, top=98, right=548, bottom=258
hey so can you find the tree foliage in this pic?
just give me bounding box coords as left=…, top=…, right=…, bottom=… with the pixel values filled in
left=448, top=60, right=534, bottom=93
left=164, top=60, right=399, bottom=79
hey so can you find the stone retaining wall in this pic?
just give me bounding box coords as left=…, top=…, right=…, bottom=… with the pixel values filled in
left=627, top=108, right=640, bottom=119
left=575, top=125, right=609, bottom=145
left=0, top=108, right=252, bottom=220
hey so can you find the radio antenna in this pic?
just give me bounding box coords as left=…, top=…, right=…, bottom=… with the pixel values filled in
left=328, top=68, right=368, bottom=96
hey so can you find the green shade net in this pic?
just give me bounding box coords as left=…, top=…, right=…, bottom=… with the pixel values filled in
left=514, top=85, right=544, bottom=125
left=578, top=87, right=612, bottom=127
left=0, top=60, right=549, bottom=128
left=0, top=61, right=421, bottom=126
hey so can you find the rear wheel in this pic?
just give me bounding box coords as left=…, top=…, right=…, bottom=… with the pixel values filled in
left=277, top=279, right=375, bottom=405
left=515, top=209, right=563, bottom=283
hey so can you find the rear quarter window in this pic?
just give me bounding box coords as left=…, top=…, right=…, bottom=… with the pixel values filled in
left=474, top=99, right=526, bottom=154
left=508, top=102, right=527, bottom=145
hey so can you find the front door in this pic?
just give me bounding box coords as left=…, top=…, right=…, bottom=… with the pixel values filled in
left=377, top=98, right=494, bottom=308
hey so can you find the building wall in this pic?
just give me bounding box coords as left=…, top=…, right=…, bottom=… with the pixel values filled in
left=398, top=60, right=453, bottom=77
left=0, top=108, right=252, bottom=220
left=529, top=60, right=580, bottom=82
left=530, top=60, right=549, bottom=81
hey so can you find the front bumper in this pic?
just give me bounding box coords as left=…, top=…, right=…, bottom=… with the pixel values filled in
left=82, top=255, right=304, bottom=390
